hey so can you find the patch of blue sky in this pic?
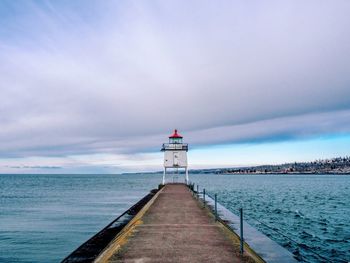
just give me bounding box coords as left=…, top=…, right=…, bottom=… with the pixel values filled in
left=189, top=134, right=350, bottom=168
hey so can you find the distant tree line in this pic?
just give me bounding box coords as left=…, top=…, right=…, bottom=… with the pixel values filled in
left=217, top=156, right=350, bottom=174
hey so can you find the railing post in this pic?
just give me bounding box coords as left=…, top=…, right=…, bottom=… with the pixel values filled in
left=240, top=208, right=244, bottom=254
left=203, top=188, right=206, bottom=207
left=214, top=194, right=218, bottom=221
left=196, top=185, right=199, bottom=198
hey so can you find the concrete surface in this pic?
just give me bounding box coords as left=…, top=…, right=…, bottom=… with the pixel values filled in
left=107, top=184, right=254, bottom=263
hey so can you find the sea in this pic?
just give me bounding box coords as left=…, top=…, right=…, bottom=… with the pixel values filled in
left=0, top=173, right=349, bottom=263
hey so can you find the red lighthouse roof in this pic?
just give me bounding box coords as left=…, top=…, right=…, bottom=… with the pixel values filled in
left=169, top=129, right=183, bottom=138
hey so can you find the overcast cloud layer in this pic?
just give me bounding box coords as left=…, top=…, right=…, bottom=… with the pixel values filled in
left=1, top=0, right=350, bottom=171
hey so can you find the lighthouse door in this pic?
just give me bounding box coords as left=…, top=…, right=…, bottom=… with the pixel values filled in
left=173, top=152, right=179, bottom=166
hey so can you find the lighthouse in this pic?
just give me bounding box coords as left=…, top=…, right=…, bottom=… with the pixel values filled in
left=161, top=129, right=189, bottom=184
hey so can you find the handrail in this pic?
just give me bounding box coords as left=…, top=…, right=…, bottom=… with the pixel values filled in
left=161, top=143, right=188, bottom=151
left=195, top=186, right=335, bottom=263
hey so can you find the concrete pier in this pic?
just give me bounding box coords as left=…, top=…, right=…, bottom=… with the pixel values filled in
left=95, top=184, right=260, bottom=263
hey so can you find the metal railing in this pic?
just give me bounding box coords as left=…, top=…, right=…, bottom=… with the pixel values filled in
left=187, top=182, right=335, bottom=262
left=187, top=182, right=245, bottom=255
left=161, top=143, right=188, bottom=151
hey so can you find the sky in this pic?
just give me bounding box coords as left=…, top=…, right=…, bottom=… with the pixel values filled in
left=0, top=0, right=350, bottom=173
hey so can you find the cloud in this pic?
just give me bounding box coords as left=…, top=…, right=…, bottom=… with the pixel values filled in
left=0, top=0, right=350, bottom=165
left=7, top=165, right=61, bottom=169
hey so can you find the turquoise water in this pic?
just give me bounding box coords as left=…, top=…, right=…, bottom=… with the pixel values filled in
left=0, top=174, right=349, bottom=262
left=0, top=174, right=160, bottom=263
left=192, top=174, right=350, bottom=263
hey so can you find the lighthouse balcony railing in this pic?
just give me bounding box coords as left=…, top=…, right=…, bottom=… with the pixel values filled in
left=161, top=143, right=188, bottom=151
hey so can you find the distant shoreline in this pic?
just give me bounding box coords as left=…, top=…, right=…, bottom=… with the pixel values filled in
left=126, top=156, right=350, bottom=176
left=220, top=171, right=350, bottom=175
left=122, top=170, right=350, bottom=176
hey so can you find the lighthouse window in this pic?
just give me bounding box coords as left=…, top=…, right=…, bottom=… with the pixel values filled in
left=170, top=138, right=182, bottom=144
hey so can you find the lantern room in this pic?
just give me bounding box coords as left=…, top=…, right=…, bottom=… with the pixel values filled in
left=169, top=129, right=183, bottom=144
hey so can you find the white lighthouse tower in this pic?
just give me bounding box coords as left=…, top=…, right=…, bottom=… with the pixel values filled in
left=161, top=129, right=189, bottom=184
